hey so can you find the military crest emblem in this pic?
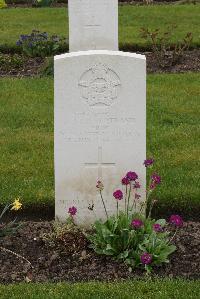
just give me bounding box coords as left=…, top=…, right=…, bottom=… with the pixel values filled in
left=79, top=63, right=121, bottom=107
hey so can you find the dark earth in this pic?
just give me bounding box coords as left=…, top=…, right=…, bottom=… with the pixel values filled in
left=0, top=55, right=44, bottom=77
left=144, top=49, right=200, bottom=74
left=6, top=1, right=184, bottom=9
left=0, top=221, right=199, bottom=284
left=0, top=49, right=200, bottom=77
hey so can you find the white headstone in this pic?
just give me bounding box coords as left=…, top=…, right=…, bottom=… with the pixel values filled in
left=68, top=0, right=118, bottom=52
left=54, top=51, right=146, bottom=226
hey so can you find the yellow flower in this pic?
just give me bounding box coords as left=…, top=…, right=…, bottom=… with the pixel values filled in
left=11, top=198, right=22, bottom=211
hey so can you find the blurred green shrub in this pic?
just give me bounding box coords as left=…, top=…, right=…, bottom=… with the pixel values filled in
left=0, top=0, right=7, bottom=8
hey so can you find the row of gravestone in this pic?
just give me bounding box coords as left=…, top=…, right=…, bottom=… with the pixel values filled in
left=55, top=0, right=146, bottom=227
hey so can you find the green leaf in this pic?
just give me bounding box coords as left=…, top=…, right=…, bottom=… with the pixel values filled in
left=118, top=250, right=129, bottom=260
left=166, top=244, right=177, bottom=254
left=123, top=250, right=129, bottom=258
left=138, top=244, right=146, bottom=251
left=155, top=219, right=166, bottom=226
left=106, top=244, right=113, bottom=251
left=165, top=259, right=170, bottom=263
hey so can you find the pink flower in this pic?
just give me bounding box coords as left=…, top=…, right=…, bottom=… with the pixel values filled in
left=68, top=206, right=77, bottom=216
left=121, top=177, right=130, bottom=185
left=96, top=180, right=104, bottom=191
left=151, top=173, right=161, bottom=185
left=131, top=219, right=143, bottom=229
left=113, top=190, right=123, bottom=200
left=153, top=223, right=163, bottom=232
left=150, top=183, right=156, bottom=190
left=144, top=158, right=154, bottom=168
left=140, top=253, right=152, bottom=265
left=169, top=215, right=183, bottom=227
left=126, top=171, right=138, bottom=181
left=135, top=193, right=141, bottom=200
left=134, top=181, right=141, bottom=189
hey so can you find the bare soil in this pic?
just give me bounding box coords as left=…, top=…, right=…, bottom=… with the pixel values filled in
left=0, top=56, right=44, bottom=77
left=0, top=50, right=199, bottom=77
left=0, top=221, right=199, bottom=284
left=6, top=1, right=180, bottom=9
left=144, top=49, right=200, bottom=73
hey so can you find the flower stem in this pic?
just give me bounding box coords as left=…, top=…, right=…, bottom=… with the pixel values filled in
left=117, top=201, right=119, bottom=217
left=0, top=246, right=32, bottom=268
left=145, top=186, right=152, bottom=218
left=169, top=228, right=178, bottom=243
left=0, top=204, right=11, bottom=219
left=131, top=197, right=136, bottom=213
left=145, top=172, right=156, bottom=218
left=147, top=197, right=155, bottom=219
left=100, top=190, right=108, bottom=220
left=127, top=183, right=131, bottom=217
left=125, top=185, right=127, bottom=214
left=139, top=202, right=145, bottom=214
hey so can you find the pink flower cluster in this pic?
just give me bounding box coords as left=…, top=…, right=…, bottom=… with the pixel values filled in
left=121, top=177, right=129, bottom=185
left=169, top=215, right=183, bottom=227
left=140, top=253, right=152, bottom=265
left=152, top=215, right=184, bottom=231
left=126, top=171, right=138, bottom=181
left=150, top=173, right=161, bottom=190
left=131, top=219, right=143, bottom=229
left=144, top=158, right=154, bottom=168
left=113, top=170, right=141, bottom=202
left=153, top=223, right=163, bottom=232
left=113, top=190, right=123, bottom=200
left=121, top=171, right=139, bottom=186
left=68, top=206, right=77, bottom=216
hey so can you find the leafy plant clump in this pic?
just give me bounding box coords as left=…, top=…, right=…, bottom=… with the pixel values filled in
left=16, top=30, right=67, bottom=58
left=0, top=0, right=6, bottom=9
left=140, top=25, right=193, bottom=68
left=85, top=159, right=183, bottom=273
left=88, top=213, right=177, bottom=273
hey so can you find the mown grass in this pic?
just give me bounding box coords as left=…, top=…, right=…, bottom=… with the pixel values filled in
left=0, top=73, right=199, bottom=214
left=0, top=78, right=54, bottom=206
left=0, top=5, right=200, bottom=50
left=0, top=279, right=200, bottom=299
left=147, top=73, right=200, bottom=214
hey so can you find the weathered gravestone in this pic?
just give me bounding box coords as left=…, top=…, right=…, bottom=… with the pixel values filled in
left=55, top=0, right=146, bottom=226
left=68, top=0, right=118, bottom=52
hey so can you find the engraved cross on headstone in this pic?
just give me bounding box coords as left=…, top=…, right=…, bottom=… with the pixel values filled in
left=83, top=15, right=101, bottom=49
left=85, top=146, right=115, bottom=179
left=84, top=15, right=101, bottom=29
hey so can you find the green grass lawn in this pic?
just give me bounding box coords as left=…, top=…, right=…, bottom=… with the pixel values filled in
left=0, top=279, right=200, bottom=299
left=147, top=73, right=200, bottom=213
left=0, top=78, right=54, bottom=207
left=0, top=5, right=200, bottom=50
left=0, top=73, right=199, bottom=213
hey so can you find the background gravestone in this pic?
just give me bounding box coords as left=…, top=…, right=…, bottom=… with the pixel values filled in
left=68, top=0, right=118, bottom=52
